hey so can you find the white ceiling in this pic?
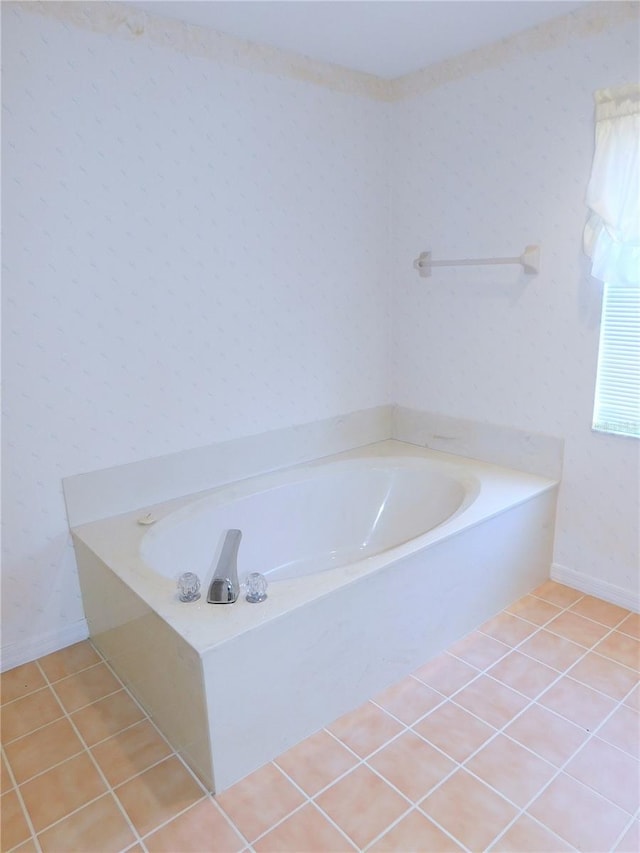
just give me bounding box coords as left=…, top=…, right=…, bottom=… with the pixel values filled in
left=129, top=1, right=588, bottom=78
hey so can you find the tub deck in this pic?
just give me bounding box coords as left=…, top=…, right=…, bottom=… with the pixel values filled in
left=73, top=440, right=558, bottom=792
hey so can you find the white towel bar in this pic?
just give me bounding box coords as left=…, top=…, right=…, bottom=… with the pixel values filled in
left=413, top=245, right=540, bottom=277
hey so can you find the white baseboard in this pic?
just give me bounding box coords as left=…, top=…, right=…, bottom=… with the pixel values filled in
left=551, top=563, right=639, bottom=613
left=1, top=620, right=90, bottom=673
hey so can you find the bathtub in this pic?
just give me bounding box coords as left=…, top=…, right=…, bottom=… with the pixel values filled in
left=72, top=439, right=558, bottom=792
left=140, top=455, right=478, bottom=586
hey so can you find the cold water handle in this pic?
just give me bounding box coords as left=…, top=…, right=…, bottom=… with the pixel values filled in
left=207, top=529, right=242, bottom=604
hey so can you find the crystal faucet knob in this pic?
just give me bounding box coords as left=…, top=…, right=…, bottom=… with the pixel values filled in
left=245, top=572, right=268, bottom=603
left=177, top=572, right=201, bottom=602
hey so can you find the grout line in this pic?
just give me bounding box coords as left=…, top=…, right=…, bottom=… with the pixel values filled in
left=487, top=810, right=581, bottom=852
left=2, top=744, right=42, bottom=853
left=363, top=804, right=473, bottom=853
left=405, top=603, right=639, bottom=849
left=29, top=661, right=145, bottom=849
left=610, top=813, right=639, bottom=853
left=208, top=794, right=256, bottom=851
left=483, top=674, right=640, bottom=850
left=135, top=791, right=211, bottom=846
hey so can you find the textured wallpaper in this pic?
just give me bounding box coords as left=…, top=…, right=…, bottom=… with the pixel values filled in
left=1, top=4, right=391, bottom=657
left=2, top=2, right=638, bottom=663
left=390, top=17, right=639, bottom=596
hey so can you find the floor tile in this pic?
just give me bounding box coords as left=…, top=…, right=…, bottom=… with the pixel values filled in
left=372, top=676, right=442, bottom=724
left=71, top=689, right=146, bottom=746
left=370, top=809, right=462, bottom=851
left=420, top=768, right=517, bottom=850
left=618, top=613, right=640, bottom=640
left=565, top=736, right=640, bottom=814
left=479, top=612, right=538, bottom=647
left=254, top=803, right=355, bottom=852
left=115, top=756, right=204, bottom=838
left=487, top=650, right=559, bottom=699
left=0, top=662, right=46, bottom=705
left=20, top=752, right=107, bottom=833
left=1, top=789, right=32, bottom=850
left=52, top=663, right=121, bottom=713
left=274, top=729, right=358, bottom=796
left=413, top=701, right=495, bottom=762
left=4, top=718, right=84, bottom=785
left=519, top=629, right=586, bottom=671
left=2, top=586, right=632, bottom=853
left=597, top=704, right=640, bottom=758
left=546, top=611, right=611, bottom=648
left=504, top=703, right=588, bottom=766
left=447, top=631, right=510, bottom=669
left=327, top=701, right=404, bottom=759
left=528, top=772, right=630, bottom=852
left=315, top=764, right=409, bottom=850
left=0, top=687, right=63, bottom=743
left=38, top=642, right=102, bottom=683
left=538, top=676, right=617, bottom=732
left=567, top=651, right=638, bottom=700
left=465, top=733, right=556, bottom=807
left=569, top=595, right=630, bottom=628
left=37, top=793, right=136, bottom=852
left=531, top=580, right=583, bottom=608
left=490, top=813, right=573, bottom=852
left=452, top=675, right=529, bottom=729
left=412, top=651, right=479, bottom=696
left=90, top=719, right=173, bottom=787
left=368, top=730, right=456, bottom=801
left=145, top=798, right=245, bottom=852
left=614, top=819, right=640, bottom=852
left=506, top=594, right=563, bottom=626
left=215, top=762, right=305, bottom=843
left=595, top=631, right=640, bottom=671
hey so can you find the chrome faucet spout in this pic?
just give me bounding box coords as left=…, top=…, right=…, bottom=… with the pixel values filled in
left=207, top=529, right=242, bottom=604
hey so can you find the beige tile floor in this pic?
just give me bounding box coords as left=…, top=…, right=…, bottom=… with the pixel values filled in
left=1, top=581, right=639, bottom=852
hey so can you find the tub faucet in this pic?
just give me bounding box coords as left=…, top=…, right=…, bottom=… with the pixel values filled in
left=207, top=529, right=242, bottom=604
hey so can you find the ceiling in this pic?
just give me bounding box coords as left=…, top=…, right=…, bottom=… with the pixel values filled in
left=129, top=1, right=588, bottom=78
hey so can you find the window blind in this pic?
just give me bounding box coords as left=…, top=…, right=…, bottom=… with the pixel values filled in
left=593, top=282, right=640, bottom=438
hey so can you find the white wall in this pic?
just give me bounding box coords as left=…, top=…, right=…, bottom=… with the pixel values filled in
left=390, top=13, right=639, bottom=603
left=2, top=2, right=638, bottom=667
left=1, top=4, right=392, bottom=663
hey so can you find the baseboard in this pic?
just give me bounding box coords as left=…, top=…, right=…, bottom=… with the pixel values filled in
left=0, top=620, right=90, bottom=673
left=551, top=563, right=639, bottom=613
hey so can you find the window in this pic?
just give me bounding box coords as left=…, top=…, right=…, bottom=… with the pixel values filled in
left=593, top=282, right=640, bottom=438
left=584, top=84, right=639, bottom=439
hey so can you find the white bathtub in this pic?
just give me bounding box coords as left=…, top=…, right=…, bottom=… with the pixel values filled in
left=72, top=440, right=558, bottom=793
left=140, top=456, right=478, bottom=585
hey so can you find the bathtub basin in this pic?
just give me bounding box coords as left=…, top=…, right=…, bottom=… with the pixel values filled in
left=140, top=456, right=478, bottom=585
left=72, top=439, right=558, bottom=792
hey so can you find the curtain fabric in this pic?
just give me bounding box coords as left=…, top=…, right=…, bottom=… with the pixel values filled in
left=583, top=83, right=640, bottom=286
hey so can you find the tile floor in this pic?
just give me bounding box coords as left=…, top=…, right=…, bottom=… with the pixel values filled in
left=1, top=580, right=639, bottom=852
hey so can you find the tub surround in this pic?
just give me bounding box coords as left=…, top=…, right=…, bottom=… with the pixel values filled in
left=72, top=437, right=558, bottom=792
left=71, top=439, right=557, bottom=656
left=63, top=405, right=561, bottom=529
left=63, top=405, right=394, bottom=528
left=392, top=407, right=563, bottom=481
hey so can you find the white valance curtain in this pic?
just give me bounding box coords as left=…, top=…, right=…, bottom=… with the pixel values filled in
left=583, top=83, right=640, bottom=286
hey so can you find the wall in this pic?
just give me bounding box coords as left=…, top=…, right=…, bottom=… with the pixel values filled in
left=1, top=3, right=392, bottom=664
left=390, top=7, right=639, bottom=605
left=2, top=2, right=638, bottom=668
